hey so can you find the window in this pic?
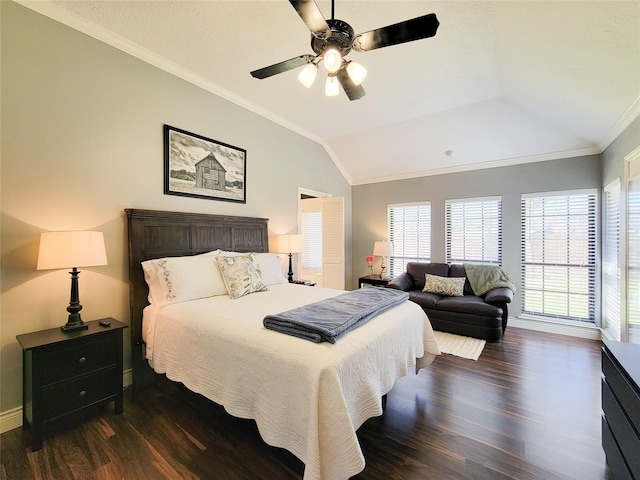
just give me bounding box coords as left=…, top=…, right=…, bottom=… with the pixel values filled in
left=602, top=179, right=621, bottom=337
left=520, top=190, right=597, bottom=323
left=301, top=211, right=322, bottom=270
left=445, top=197, right=502, bottom=264
left=627, top=155, right=640, bottom=343
left=388, top=202, right=431, bottom=277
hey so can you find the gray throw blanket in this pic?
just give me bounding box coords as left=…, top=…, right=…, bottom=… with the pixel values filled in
left=464, top=263, right=516, bottom=296
left=263, top=288, right=410, bottom=343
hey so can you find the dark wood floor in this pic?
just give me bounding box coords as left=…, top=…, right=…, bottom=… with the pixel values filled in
left=1, top=327, right=610, bottom=480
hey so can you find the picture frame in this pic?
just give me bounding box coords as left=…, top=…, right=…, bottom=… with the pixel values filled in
left=164, top=125, right=246, bottom=203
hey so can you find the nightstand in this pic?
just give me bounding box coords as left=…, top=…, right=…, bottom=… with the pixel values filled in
left=358, top=275, right=392, bottom=288
left=16, top=318, right=127, bottom=451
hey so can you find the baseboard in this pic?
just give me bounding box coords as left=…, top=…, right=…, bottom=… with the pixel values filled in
left=0, top=368, right=133, bottom=434
left=510, top=317, right=602, bottom=340
left=0, top=406, right=23, bottom=434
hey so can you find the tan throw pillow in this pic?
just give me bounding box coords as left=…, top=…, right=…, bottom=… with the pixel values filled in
left=422, top=274, right=465, bottom=297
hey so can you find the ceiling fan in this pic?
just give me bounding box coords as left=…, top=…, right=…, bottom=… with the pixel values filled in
left=250, top=0, right=440, bottom=100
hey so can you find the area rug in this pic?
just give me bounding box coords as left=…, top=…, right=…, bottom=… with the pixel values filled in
left=434, top=331, right=486, bottom=361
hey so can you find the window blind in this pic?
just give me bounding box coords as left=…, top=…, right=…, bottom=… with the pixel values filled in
left=627, top=175, right=640, bottom=341
left=520, top=190, right=597, bottom=323
left=445, top=197, right=502, bottom=265
left=602, top=179, right=621, bottom=337
left=302, top=211, right=322, bottom=270
left=388, top=202, right=431, bottom=277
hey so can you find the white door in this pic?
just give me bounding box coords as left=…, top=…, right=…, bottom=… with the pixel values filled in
left=298, top=192, right=344, bottom=289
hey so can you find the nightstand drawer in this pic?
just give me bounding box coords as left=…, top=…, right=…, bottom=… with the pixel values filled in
left=42, top=367, right=116, bottom=420
left=602, top=349, right=640, bottom=428
left=602, top=380, right=640, bottom=478
left=41, top=336, right=116, bottom=385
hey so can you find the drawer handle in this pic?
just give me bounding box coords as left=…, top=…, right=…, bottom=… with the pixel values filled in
left=79, top=390, right=87, bottom=397
left=78, top=356, right=86, bottom=364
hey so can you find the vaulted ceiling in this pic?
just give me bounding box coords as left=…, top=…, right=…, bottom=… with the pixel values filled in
left=22, top=0, right=640, bottom=184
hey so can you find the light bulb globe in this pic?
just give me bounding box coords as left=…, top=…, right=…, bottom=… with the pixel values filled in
left=323, top=48, right=342, bottom=74
left=298, top=63, right=317, bottom=88
left=325, top=75, right=340, bottom=97
left=346, top=61, right=367, bottom=85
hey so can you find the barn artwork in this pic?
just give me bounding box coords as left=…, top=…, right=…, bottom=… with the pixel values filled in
left=164, top=125, right=246, bottom=203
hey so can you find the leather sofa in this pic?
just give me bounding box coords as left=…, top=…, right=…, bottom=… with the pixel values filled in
left=387, top=262, right=514, bottom=342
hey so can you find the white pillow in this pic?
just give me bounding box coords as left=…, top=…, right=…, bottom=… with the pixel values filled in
left=141, top=250, right=227, bottom=306
left=254, top=253, right=287, bottom=285
left=215, top=254, right=268, bottom=299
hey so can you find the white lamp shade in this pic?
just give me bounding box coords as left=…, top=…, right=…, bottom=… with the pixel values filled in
left=323, top=47, right=342, bottom=73
left=276, top=234, right=303, bottom=254
left=298, top=63, right=318, bottom=88
left=373, top=240, right=393, bottom=257
left=37, top=231, right=108, bottom=270
left=346, top=61, right=367, bottom=85
left=325, top=75, right=340, bottom=97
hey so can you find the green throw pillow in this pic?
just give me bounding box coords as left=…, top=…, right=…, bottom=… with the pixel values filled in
left=215, top=254, right=268, bottom=299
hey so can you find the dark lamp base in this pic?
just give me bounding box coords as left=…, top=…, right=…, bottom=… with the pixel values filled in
left=61, top=322, right=88, bottom=332
left=61, top=311, right=87, bottom=332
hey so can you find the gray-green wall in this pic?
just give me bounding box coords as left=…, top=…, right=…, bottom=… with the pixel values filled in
left=0, top=1, right=351, bottom=416
left=353, top=155, right=603, bottom=315
left=603, top=116, right=640, bottom=186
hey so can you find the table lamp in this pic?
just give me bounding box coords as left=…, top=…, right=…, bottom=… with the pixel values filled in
left=37, top=231, right=108, bottom=332
left=373, top=240, right=393, bottom=279
left=276, top=234, right=303, bottom=283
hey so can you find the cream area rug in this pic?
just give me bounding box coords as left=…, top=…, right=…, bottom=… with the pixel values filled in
left=434, top=331, right=486, bottom=361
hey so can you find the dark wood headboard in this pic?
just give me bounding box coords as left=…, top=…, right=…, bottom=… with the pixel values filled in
left=125, top=208, right=269, bottom=389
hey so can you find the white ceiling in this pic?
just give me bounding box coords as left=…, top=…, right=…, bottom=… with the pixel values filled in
left=22, top=0, right=640, bottom=184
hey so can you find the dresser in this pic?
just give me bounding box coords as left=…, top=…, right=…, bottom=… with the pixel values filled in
left=16, top=318, right=127, bottom=451
left=601, top=339, right=640, bottom=480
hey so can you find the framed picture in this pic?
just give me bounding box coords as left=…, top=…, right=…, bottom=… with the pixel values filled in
left=164, top=125, right=246, bottom=203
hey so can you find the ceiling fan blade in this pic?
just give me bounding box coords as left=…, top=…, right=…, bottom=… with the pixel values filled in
left=289, top=0, right=331, bottom=39
left=337, top=68, right=365, bottom=101
left=250, top=54, right=315, bottom=79
left=352, top=13, right=440, bottom=52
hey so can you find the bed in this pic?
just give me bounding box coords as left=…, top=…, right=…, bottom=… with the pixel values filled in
left=126, top=208, right=440, bottom=480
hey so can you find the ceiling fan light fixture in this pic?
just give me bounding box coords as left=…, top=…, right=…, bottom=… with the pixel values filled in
left=323, top=47, right=342, bottom=73
left=346, top=61, right=367, bottom=85
left=298, top=63, right=318, bottom=88
left=325, top=75, right=340, bottom=97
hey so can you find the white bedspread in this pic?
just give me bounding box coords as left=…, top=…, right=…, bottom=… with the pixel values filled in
left=143, top=283, right=440, bottom=480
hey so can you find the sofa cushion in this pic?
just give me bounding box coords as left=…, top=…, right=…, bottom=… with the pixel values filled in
left=422, top=274, right=465, bottom=296
left=406, top=262, right=449, bottom=290
left=408, top=290, right=442, bottom=309
left=436, top=295, right=503, bottom=318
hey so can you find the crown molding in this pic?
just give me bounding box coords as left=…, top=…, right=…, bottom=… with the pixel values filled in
left=599, top=93, right=640, bottom=151
left=351, top=146, right=601, bottom=186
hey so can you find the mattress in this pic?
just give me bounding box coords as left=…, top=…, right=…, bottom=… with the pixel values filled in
left=143, top=283, right=440, bottom=480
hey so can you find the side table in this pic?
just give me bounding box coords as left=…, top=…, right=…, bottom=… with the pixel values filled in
left=16, top=317, right=127, bottom=451
left=358, top=275, right=392, bottom=288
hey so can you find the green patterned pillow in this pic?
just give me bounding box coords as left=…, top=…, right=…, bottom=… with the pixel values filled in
left=422, top=273, right=465, bottom=297
left=215, top=254, right=268, bottom=299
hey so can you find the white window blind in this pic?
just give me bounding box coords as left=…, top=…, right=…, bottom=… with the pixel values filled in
left=602, top=179, right=621, bottom=337
left=445, top=197, right=502, bottom=264
left=302, top=211, right=322, bottom=270
left=627, top=173, right=640, bottom=342
left=520, top=190, right=597, bottom=323
left=388, top=202, right=431, bottom=277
